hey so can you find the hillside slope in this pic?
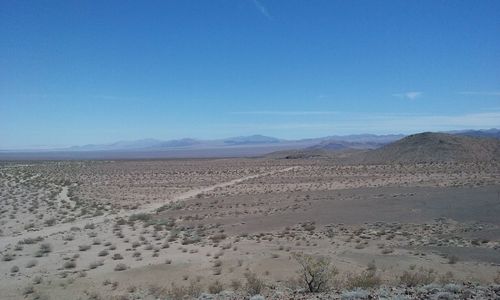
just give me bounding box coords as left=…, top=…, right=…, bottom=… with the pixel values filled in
left=356, top=132, right=500, bottom=164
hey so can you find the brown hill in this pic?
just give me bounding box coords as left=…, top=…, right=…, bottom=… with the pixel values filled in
left=355, top=132, right=500, bottom=164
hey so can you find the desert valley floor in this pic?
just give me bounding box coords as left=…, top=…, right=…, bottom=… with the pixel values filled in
left=1, top=158, right=500, bottom=299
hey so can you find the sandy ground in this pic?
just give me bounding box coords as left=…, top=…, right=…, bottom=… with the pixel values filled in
left=0, top=159, right=499, bottom=299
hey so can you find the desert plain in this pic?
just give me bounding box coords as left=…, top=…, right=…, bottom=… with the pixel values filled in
left=1, top=158, right=500, bottom=299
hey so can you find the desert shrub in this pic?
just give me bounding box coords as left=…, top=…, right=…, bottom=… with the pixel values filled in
left=89, top=260, right=104, bottom=269
left=39, top=243, right=52, bottom=254
left=79, top=245, right=91, bottom=251
left=156, top=202, right=185, bottom=213
left=168, top=281, right=202, bottom=300
left=33, top=249, right=44, bottom=257
left=112, top=253, right=124, bottom=260
left=84, top=223, right=95, bottom=229
left=20, top=237, right=43, bottom=245
left=345, top=271, right=382, bottom=289
left=302, top=223, right=316, bottom=231
left=399, top=267, right=435, bottom=286
left=129, top=213, right=151, bottom=223
left=63, top=261, right=76, bottom=269
left=244, top=271, right=265, bottom=296
left=44, top=218, right=56, bottom=226
left=208, top=280, right=224, bottom=294
left=63, top=234, right=75, bottom=241
left=32, top=275, right=43, bottom=284
left=115, top=218, right=127, bottom=226
left=438, top=271, right=455, bottom=284
left=114, top=263, right=128, bottom=271
left=111, top=281, right=118, bottom=289
left=2, top=253, right=14, bottom=261
left=213, top=266, right=222, bottom=275
left=447, top=255, right=459, bottom=264
left=98, top=250, right=109, bottom=257
left=209, top=233, right=227, bottom=243
left=23, top=285, right=34, bottom=295
left=24, top=222, right=35, bottom=230
left=213, top=259, right=222, bottom=267
left=230, top=279, right=242, bottom=291
left=127, top=285, right=137, bottom=293
left=26, top=259, right=38, bottom=268
left=293, top=252, right=338, bottom=293
left=85, top=291, right=101, bottom=300
left=10, top=265, right=19, bottom=273
left=366, top=260, right=376, bottom=272
left=381, top=248, right=394, bottom=254
left=354, top=241, right=366, bottom=249
left=147, top=284, right=167, bottom=297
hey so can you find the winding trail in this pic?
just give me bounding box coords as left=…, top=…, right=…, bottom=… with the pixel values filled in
left=0, top=166, right=299, bottom=247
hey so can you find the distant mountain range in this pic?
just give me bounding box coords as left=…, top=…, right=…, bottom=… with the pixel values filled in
left=447, top=128, right=500, bottom=139
left=42, top=133, right=407, bottom=152
left=0, top=129, right=498, bottom=160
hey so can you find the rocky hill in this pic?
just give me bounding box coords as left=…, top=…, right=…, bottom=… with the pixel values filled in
left=356, top=132, right=500, bottom=164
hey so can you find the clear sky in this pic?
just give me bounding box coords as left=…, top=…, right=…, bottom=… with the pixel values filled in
left=1, top=0, right=499, bottom=149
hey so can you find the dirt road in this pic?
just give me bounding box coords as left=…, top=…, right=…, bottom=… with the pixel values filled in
left=0, top=166, right=299, bottom=247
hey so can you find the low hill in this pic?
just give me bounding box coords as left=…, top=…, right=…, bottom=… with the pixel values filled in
left=355, top=132, right=500, bottom=164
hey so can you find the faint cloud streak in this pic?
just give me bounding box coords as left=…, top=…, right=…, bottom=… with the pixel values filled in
left=251, top=0, right=273, bottom=20
left=392, top=91, right=422, bottom=100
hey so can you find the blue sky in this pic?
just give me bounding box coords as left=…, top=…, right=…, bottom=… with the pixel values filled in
left=1, top=0, right=499, bottom=149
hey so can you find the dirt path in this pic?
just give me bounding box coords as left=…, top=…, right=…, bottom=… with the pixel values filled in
left=0, top=166, right=298, bottom=247
left=53, top=185, right=76, bottom=209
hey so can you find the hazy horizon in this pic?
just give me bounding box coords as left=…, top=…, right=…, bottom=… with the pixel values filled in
left=1, top=1, right=499, bottom=149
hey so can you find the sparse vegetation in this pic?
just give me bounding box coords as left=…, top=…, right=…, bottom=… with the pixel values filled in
left=244, top=271, right=265, bottom=296
left=399, top=267, right=436, bottom=286
left=1, top=156, right=499, bottom=300
left=208, top=280, right=224, bottom=294
left=293, top=252, right=338, bottom=292
left=114, top=263, right=128, bottom=271
left=345, top=271, right=382, bottom=289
